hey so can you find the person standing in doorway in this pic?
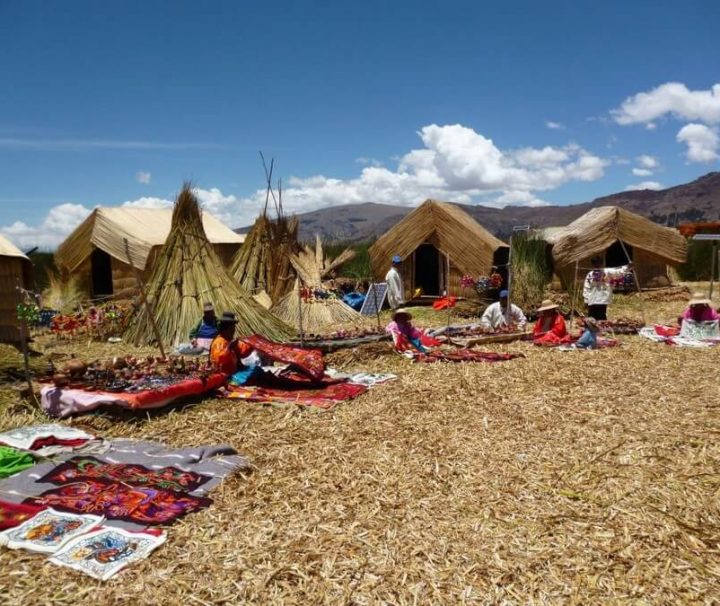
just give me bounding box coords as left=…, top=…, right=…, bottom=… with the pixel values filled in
left=583, top=256, right=612, bottom=320
left=386, top=255, right=405, bottom=310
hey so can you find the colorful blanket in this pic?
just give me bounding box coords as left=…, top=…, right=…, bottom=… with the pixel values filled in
left=0, top=499, right=44, bottom=530
left=244, top=334, right=325, bottom=380
left=639, top=325, right=720, bottom=348
left=40, top=373, right=227, bottom=418
left=0, top=508, right=103, bottom=553
left=49, top=526, right=166, bottom=581
left=225, top=382, right=367, bottom=410
left=0, top=424, right=95, bottom=455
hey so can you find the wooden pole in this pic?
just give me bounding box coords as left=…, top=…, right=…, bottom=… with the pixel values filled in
left=371, top=281, right=381, bottom=329
left=297, top=281, right=305, bottom=346
left=124, top=238, right=166, bottom=359
left=709, top=241, right=718, bottom=300
left=15, top=282, right=36, bottom=404
left=618, top=239, right=645, bottom=326
left=506, top=234, right=513, bottom=325
left=570, top=259, right=580, bottom=332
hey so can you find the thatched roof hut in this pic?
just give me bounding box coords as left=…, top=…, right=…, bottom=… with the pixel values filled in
left=369, top=199, right=509, bottom=297
left=0, top=234, right=33, bottom=344
left=56, top=207, right=245, bottom=298
left=124, top=186, right=292, bottom=347
left=547, top=206, right=687, bottom=288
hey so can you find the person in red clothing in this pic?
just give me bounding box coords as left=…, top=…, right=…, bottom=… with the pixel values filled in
left=533, top=299, right=570, bottom=346
left=209, top=312, right=254, bottom=375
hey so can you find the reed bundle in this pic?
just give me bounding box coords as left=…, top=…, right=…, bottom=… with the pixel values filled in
left=229, top=214, right=300, bottom=304
left=42, top=269, right=84, bottom=313
left=124, top=184, right=293, bottom=346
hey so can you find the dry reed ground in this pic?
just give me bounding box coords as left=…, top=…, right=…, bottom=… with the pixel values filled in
left=1, top=288, right=719, bottom=604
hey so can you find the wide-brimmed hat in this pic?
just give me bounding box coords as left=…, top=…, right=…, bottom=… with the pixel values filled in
left=392, top=307, right=412, bottom=320
left=217, top=311, right=238, bottom=326
left=203, top=302, right=215, bottom=312
left=583, top=316, right=599, bottom=330
left=689, top=291, right=712, bottom=306
left=537, top=299, right=559, bottom=312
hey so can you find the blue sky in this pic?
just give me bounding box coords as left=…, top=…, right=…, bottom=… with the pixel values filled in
left=1, top=0, right=719, bottom=249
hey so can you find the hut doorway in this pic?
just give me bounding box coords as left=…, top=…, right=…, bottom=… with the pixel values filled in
left=414, top=243, right=441, bottom=295
left=606, top=241, right=633, bottom=267
left=90, top=249, right=113, bottom=297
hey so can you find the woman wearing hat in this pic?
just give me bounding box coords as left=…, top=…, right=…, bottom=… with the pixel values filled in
left=386, top=308, right=436, bottom=353
left=189, top=302, right=218, bottom=349
left=533, top=299, right=570, bottom=346
left=209, top=312, right=255, bottom=376
left=385, top=255, right=405, bottom=310
left=679, top=292, right=720, bottom=326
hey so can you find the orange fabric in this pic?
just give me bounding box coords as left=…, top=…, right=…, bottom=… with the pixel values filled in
left=533, top=313, right=569, bottom=346
left=210, top=335, right=253, bottom=375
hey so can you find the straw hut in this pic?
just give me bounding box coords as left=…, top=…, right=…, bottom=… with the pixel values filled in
left=55, top=207, right=245, bottom=298
left=0, top=234, right=33, bottom=344
left=271, top=237, right=365, bottom=333
left=369, top=199, right=509, bottom=297
left=230, top=213, right=299, bottom=304
left=124, top=185, right=292, bottom=347
left=547, top=206, right=687, bottom=288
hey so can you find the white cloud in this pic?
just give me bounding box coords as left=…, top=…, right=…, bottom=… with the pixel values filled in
left=545, top=121, right=564, bottom=130
left=645, top=122, right=657, bottom=131
left=625, top=181, right=663, bottom=191
left=676, top=123, right=719, bottom=163
left=136, top=171, right=152, bottom=184
left=637, top=154, right=659, bottom=169
left=355, top=157, right=383, bottom=167
left=632, top=168, right=653, bottom=177
left=612, top=82, right=720, bottom=125
left=1, top=123, right=609, bottom=249
left=0, top=203, right=91, bottom=250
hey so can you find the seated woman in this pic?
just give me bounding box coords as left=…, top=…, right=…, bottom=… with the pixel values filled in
left=209, top=312, right=258, bottom=381
left=574, top=316, right=599, bottom=349
left=190, top=302, right=218, bottom=348
left=533, top=300, right=570, bottom=346
left=678, top=292, right=720, bottom=339
left=386, top=308, right=437, bottom=353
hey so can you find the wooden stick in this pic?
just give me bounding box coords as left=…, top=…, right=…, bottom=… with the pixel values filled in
left=15, top=282, right=36, bottom=405
left=709, top=241, right=717, bottom=300
left=570, top=259, right=580, bottom=332
left=297, top=280, right=305, bottom=346
left=124, top=238, right=166, bottom=358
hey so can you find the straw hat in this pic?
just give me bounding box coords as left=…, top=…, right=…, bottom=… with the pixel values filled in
left=537, top=299, right=559, bottom=312
left=392, top=307, right=412, bottom=320
left=689, top=291, right=712, bottom=306
left=583, top=316, right=599, bottom=330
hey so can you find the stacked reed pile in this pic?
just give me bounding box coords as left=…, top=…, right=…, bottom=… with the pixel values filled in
left=124, top=184, right=292, bottom=346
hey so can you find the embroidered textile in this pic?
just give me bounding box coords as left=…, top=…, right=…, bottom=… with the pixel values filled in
left=39, top=456, right=211, bottom=493
left=243, top=334, right=325, bottom=380
left=50, top=527, right=166, bottom=580
left=0, top=508, right=103, bottom=553
left=225, top=382, right=367, bottom=410
left=25, top=479, right=212, bottom=525
left=0, top=499, right=44, bottom=530
left=0, top=424, right=94, bottom=454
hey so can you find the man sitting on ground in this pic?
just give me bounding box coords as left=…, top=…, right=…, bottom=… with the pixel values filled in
left=479, top=289, right=527, bottom=331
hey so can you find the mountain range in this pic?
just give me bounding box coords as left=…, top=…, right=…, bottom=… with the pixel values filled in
left=237, top=171, right=720, bottom=242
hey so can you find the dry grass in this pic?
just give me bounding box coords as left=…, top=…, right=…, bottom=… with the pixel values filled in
left=1, top=288, right=719, bottom=604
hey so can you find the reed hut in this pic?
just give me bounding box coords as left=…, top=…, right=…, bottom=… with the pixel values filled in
left=369, top=199, right=509, bottom=297
left=271, top=237, right=365, bottom=333
left=547, top=206, right=687, bottom=288
left=55, top=207, right=244, bottom=298
left=124, top=185, right=292, bottom=347
left=230, top=213, right=300, bottom=304
left=0, top=234, right=33, bottom=344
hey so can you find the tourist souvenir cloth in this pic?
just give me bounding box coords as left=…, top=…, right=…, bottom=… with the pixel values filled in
left=679, top=319, right=720, bottom=341
left=242, top=334, right=326, bottom=380
left=0, top=499, right=44, bottom=530
left=640, top=325, right=719, bottom=348
left=0, top=446, right=36, bottom=479
left=0, top=508, right=103, bottom=553
left=50, top=526, right=166, bottom=581
left=0, top=439, right=249, bottom=530
left=38, top=456, right=212, bottom=493
left=413, top=349, right=524, bottom=364
left=224, top=382, right=368, bottom=410
left=24, top=479, right=212, bottom=526
left=324, top=369, right=397, bottom=387
left=0, top=424, right=95, bottom=455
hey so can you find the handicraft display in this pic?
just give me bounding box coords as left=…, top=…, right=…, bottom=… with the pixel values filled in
left=0, top=508, right=103, bottom=553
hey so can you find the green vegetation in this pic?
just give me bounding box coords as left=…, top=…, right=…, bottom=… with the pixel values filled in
left=324, top=240, right=374, bottom=280
left=677, top=239, right=719, bottom=281
left=509, top=232, right=552, bottom=312
left=27, top=251, right=56, bottom=292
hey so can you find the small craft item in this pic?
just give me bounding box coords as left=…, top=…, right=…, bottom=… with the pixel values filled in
left=0, top=424, right=95, bottom=455
left=0, top=446, right=36, bottom=479
left=0, top=508, right=103, bottom=553
left=49, top=526, right=166, bottom=581
left=0, top=499, right=44, bottom=531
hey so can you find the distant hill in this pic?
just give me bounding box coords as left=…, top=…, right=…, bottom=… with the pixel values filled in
left=235, top=171, right=720, bottom=242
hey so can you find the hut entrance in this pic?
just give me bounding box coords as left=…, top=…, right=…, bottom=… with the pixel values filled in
left=90, top=249, right=113, bottom=297
left=414, top=243, right=441, bottom=295
left=606, top=241, right=633, bottom=267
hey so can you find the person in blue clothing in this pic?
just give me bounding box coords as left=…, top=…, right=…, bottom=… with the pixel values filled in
left=189, top=302, right=218, bottom=343
left=575, top=316, right=600, bottom=349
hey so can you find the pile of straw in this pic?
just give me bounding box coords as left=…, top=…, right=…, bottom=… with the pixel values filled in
left=41, top=269, right=84, bottom=314
left=124, top=184, right=292, bottom=346
left=271, top=237, right=366, bottom=334
left=230, top=214, right=299, bottom=305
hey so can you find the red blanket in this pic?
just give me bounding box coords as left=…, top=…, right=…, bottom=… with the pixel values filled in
left=244, top=335, right=325, bottom=380
left=224, top=382, right=367, bottom=410
left=0, top=499, right=44, bottom=530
